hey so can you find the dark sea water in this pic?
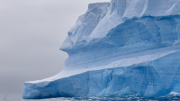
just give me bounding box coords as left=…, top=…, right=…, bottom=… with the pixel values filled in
left=1, top=94, right=180, bottom=101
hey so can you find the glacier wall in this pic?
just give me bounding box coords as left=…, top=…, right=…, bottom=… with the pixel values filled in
left=23, top=0, right=180, bottom=99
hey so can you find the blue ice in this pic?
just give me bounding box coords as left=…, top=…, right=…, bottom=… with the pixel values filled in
left=23, top=0, right=180, bottom=99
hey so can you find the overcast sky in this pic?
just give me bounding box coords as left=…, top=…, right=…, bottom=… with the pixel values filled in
left=0, top=0, right=110, bottom=96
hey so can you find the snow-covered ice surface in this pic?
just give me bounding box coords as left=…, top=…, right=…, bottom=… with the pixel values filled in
left=23, top=0, right=180, bottom=99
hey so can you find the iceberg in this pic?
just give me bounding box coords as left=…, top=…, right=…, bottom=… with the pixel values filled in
left=23, top=0, right=180, bottom=99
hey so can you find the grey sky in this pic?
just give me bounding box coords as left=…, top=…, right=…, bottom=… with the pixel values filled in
left=0, top=0, right=110, bottom=96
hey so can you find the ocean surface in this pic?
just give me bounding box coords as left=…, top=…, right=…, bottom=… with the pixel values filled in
left=1, top=94, right=180, bottom=101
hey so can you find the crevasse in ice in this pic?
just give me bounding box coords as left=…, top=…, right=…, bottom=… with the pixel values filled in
left=23, top=0, right=180, bottom=99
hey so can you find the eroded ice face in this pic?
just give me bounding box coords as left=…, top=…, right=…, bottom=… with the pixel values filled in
left=60, top=0, right=180, bottom=53
left=60, top=3, right=110, bottom=51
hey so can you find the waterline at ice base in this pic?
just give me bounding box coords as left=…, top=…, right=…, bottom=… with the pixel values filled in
left=23, top=0, right=180, bottom=99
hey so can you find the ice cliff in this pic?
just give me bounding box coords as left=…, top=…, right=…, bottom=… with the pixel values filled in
left=23, top=0, right=180, bottom=99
